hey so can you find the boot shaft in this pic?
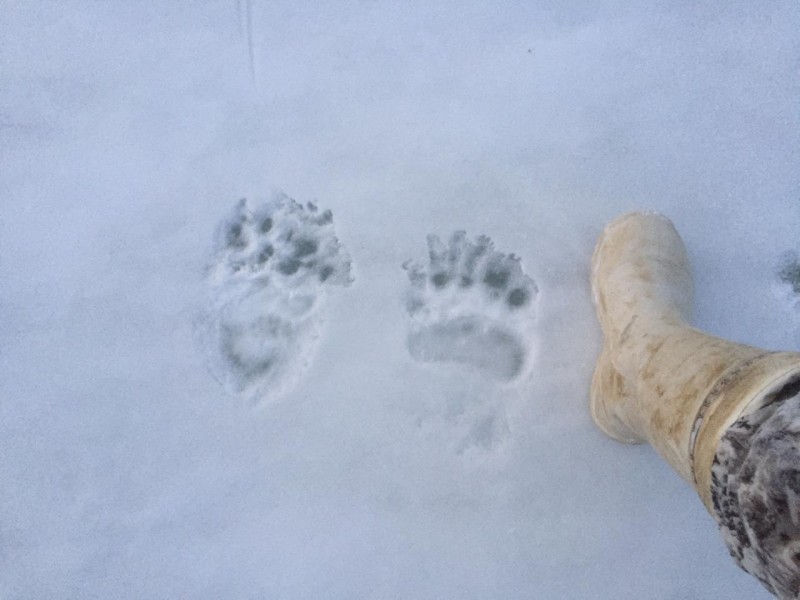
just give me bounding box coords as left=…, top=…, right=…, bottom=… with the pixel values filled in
left=590, top=211, right=693, bottom=354
left=619, top=325, right=765, bottom=486
left=590, top=212, right=800, bottom=510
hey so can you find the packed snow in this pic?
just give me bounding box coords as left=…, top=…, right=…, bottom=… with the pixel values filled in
left=2, top=1, right=798, bottom=598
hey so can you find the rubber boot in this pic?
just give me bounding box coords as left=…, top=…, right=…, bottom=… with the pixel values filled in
left=590, top=212, right=800, bottom=515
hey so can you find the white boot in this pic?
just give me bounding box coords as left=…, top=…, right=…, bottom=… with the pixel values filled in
left=590, top=212, right=800, bottom=597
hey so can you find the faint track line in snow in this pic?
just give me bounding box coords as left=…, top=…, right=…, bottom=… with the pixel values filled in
left=245, top=0, right=257, bottom=90
left=235, top=0, right=258, bottom=91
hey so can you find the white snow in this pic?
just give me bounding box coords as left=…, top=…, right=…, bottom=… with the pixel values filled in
left=2, top=1, right=798, bottom=598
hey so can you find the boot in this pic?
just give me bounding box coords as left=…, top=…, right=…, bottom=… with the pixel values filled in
left=590, top=212, right=800, bottom=597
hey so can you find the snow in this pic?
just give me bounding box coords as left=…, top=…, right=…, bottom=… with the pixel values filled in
left=1, top=1, right=798, bottom=598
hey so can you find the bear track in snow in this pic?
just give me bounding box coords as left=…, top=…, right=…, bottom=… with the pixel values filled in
left=198, top=193, right=352, bottom=402
left=776, top=251, right=800, bottom=313
left=403, top=231, right=538, bottom=381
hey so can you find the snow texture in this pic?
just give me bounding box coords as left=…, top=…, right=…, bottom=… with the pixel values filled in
left=2, top=1, right=799, bottom=599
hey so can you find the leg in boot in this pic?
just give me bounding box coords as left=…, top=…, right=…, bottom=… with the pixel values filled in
left=591, top=212, right=800, bottom=598
left=713, top=381, right=800, bottom=598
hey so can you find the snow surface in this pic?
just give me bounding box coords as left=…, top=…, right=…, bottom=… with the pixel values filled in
left=2, top=1, right=799, bottom=598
